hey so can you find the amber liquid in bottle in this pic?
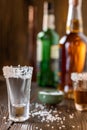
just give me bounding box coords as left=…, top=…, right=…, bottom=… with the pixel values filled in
left=58, top=0, right=87, bottom=98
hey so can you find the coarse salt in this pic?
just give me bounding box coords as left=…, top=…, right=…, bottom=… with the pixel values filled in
left=30, top=103, right=64, bottom=123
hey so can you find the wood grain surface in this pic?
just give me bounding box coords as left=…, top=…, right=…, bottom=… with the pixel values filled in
left=0, top=81, right=87, bottom=130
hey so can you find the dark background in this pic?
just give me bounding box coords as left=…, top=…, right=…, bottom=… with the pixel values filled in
left=0, top=0, right=87, bottom=81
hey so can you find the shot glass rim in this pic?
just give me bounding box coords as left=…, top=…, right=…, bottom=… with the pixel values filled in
left=2, top=65, right=33, bottom=79
left=71, top=72, right=87, bottom=81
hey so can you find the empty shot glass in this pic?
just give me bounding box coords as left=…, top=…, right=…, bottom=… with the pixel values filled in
left=71, top=72, right=87, bottom=111
left=3, top=65, right=33, bottom=122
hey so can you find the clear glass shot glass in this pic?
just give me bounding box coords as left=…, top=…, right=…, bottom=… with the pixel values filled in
left=71, top=72, right=87, bottom=111
left=2, top=65, right=33, bottom=122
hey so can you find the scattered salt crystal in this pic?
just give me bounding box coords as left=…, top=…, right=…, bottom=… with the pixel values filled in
left=35, top=103, right=44, bottom=109
left=72, top=125, right=75, bottom=128
left=30, top=103, right=69, bottom=129
left=59, top=126, right=62, bottom=129
left=3, top=116, right=6, bottom=119
left=55, top=114, right=59, bottom=117
left=53, top=110, right=57, bottom=114
left=62, top=125, right=65, bottom=128
left=57, top=117, right=62, bottom=121
left=41, top=117, right=45, bottom=122
left=49, top=109, right=53, bottom=113
left=63, top=116, right=66, bottom=121
left=60, top=120, right=63, bottom=124
left=47, top=124, right=50, bottom=127
left=69, top=113, right=74, bottom=119
left=35, top=126, right=38, bottom=129
left=59, top=111, right=62, bottom=114
left=5, top=122, right=7, bottom=124
left=51, top=126, right=54, bottom=129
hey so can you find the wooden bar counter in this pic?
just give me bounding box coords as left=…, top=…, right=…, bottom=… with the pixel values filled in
left=0, top=80, right=87, bottom=130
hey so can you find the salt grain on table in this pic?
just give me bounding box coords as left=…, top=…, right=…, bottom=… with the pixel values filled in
left=30, top=103, right=77, bottom=129
left=30, top=103, right=64, bottom=123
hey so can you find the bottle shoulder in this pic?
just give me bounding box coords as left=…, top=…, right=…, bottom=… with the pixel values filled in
left=37, top=31, right=45, bottom=39
left=59, top=32, right=87, bottom=45
left=79, top=33, right=87, bottom=43
left=49, top=29, right=59, bottom=39
left=37, top=29, right=59, bottom=44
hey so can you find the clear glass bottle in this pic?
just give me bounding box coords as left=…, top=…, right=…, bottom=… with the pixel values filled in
left=36, top=1, right=59, bottom=88
left=58, top=0, right=87, bottom=98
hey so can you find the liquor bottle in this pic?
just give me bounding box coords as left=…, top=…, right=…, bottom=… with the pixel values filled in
left=58, top=0, right=87, bottom=98
left=36, top=1, right=59, bottom=88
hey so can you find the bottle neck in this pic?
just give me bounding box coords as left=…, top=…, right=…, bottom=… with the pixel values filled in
left=43, top=13, right=55, bottom=31
left=42, top=2, right=55, bottom=31
left=66, top=0, right=83, bottom=33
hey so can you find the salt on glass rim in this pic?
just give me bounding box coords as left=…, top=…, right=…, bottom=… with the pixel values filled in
left=71, top=72, right=87, bottom=81
left=2, top=65, right=33, bottom=79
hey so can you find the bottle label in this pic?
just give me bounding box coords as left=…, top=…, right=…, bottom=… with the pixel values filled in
left=36, top=39, right=42, bottom=75
left=50, top=44, right=59, bottom=82
left=51, top=44, right=59, bottom=59
left=36, top=39, right=42, bottom=62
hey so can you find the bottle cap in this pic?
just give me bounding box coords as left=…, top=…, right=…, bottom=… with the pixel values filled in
left=48, top=2, right=53, bottom=10
left=44, top=1, right=54, bottom=14
left=69, top=0, right=78, bottom=6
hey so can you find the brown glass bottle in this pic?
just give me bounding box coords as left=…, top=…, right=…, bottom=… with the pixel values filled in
left=58, top=0, right=87, bottom=98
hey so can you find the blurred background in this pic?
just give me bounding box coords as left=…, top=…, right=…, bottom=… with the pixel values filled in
left=0, top=0, right=87, bottom=81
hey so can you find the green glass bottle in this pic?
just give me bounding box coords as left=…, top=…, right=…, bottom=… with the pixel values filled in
left=36, top=1, right=59, bottom=88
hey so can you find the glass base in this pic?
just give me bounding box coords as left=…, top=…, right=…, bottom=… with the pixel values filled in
left=9, top=115, right=29, bottom=122
left=9, top=103, right=30, bottom=122
left=75, top=103, right=87, bottom=111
